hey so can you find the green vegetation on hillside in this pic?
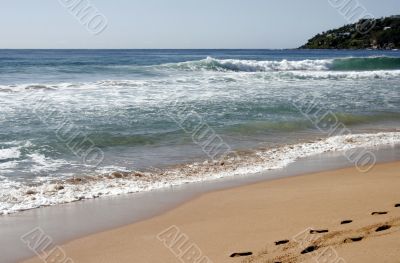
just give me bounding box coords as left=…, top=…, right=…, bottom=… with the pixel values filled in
left=300, top=15, right=400, bottom=49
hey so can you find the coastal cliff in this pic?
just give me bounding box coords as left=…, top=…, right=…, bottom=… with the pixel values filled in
left=300, top=15, right=400, bottom=50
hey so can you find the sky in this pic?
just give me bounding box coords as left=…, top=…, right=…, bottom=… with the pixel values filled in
left=0, top=0, right=399, bottom=49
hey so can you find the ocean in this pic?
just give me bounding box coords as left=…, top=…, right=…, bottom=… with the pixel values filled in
left=0, top=49, right=399, bottom=215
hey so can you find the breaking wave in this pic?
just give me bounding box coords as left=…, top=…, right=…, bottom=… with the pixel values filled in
left=2, top=56, right=400, bottom=93
left=163, top=56, right=400, bottom=72
left=166, top=57, right=331, bottom=72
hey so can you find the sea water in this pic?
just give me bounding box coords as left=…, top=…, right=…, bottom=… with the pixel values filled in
left=0, top=49, right=399, bottom=215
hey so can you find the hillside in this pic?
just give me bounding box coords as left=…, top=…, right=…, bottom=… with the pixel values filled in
left=300, top=15, right=400, bottom=49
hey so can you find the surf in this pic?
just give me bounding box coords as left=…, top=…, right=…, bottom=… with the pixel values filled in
left=160, top=56, right=400, bottom=72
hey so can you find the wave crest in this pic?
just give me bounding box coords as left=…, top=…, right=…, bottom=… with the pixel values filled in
left=162, top=56, right=400, bottom=72
left=169, top=57, right=331, bottom=72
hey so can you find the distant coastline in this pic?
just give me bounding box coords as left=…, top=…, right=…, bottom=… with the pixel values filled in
left=300, top=15, right=400, bottom=50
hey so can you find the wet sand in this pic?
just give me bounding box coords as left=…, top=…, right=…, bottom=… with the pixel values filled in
left=22, top=161, right=400, bottom=263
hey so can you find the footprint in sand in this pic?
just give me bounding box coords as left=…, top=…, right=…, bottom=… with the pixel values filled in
left=301, top=245, right=318, bottom=254
left=310, top=229, right=328, bottom=234
left=341, top=220, right=353, bottom=224
left=344, top=236, right=364, bottom=243
left=230, top=252, right=253, bottom=257
left=376, top=225, right=391, bottom=232
left=371, top=211, right=388, bottom=215
left=275, top=240, right=289, bottom=246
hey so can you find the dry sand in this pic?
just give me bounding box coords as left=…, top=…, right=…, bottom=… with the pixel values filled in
left=23, top=161, right=400, bottom=263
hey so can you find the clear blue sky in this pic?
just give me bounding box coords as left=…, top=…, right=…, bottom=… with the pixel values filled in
left=1, top=0, right=399, bottom=49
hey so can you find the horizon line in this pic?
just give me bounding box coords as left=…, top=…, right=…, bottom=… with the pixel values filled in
left=0, top=48, right=301, bottom=50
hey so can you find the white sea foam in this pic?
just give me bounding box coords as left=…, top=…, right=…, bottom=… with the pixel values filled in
left=167, top=56, right=400, bottom=73
left=28, top=153, right=68, bottom=174
left=277, top=69, right=400, bottom=80
left=0, top=141, right=70, bottom=176
left=0, top=132, right=399, bottom=215
left=1, top=64, right=400, bottom=96
left=0, top=161, right=19, bottom=172
left=169, top=57, right=332, bottom=72
left=0, top=147, right=21, bottom=160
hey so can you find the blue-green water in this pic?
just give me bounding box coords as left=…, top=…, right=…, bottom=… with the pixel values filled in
left=0, top=49, right=399, bottom=214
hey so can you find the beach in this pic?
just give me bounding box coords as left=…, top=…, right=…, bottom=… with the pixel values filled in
left=22, top=160, right=400, bottom=263
left=0, top=49, right=399, bottom=263
left=1, top=2, right=400, bottom=262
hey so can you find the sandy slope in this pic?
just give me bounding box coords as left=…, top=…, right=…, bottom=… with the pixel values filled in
left=23, top=161, right=400, bottom=263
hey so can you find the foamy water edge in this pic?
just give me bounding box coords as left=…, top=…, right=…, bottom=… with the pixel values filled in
left=1, top=132, right=399, bottom=215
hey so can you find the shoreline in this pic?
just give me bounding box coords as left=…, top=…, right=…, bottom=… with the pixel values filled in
left=22, top=160, right=400, bottom=263
left=0, top=144, right=396, bottom=263
left=2, top=131, right=400, bottom=216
